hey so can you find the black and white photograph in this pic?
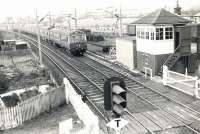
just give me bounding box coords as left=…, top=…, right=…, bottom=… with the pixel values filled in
left=0, top=0, right=200, bottom=133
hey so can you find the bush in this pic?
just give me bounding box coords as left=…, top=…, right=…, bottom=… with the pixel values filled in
left=1, top=93, right=20, bottom=107
left=0, top=71, right=9, bottom=92
left=19, top=89, right=40, bottom=101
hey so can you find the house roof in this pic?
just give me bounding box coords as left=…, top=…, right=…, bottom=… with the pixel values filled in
left=195, top=12, right=200, bottom=16
left=131, top=8, right=190, bottom=25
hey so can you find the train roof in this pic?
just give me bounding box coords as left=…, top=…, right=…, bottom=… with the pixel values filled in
left=3, top=40, right=16, bottom=43
left=16, top=40, right=27, bottom=45
left=49, top=28, right=85, bottom=36
left=69, top=30, right=85, bottom=35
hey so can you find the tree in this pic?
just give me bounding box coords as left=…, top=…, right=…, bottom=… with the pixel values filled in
left=0, top=71, right=9, bottom=92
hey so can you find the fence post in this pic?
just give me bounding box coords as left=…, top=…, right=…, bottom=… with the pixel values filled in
left=144, top=67, right=147, bottom=78
left=63, top=78, right=70, bottom=104
left=150, top=68, right=152, bottom=80
left=0, top=97, right=5, bottom=108
left=185, top=68, right=188, bottom=78
left=59, top=118, right=72, bottom=134
left=163, top=65, right=168, bottom=85
left=194, top=79, right=199, bottom=99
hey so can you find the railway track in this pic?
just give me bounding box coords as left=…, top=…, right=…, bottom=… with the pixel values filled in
left=20, top=32, right=200, bottom=134
left=44, top=42, right=200, bottom=133
left=18, top=34, right=110, bottom=125
left=76, top=55, right=200, bottom=132
left=19, top=33, right=157, bottom=133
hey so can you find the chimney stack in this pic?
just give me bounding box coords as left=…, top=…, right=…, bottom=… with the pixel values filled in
left=174, top=0, right=181, bottom=15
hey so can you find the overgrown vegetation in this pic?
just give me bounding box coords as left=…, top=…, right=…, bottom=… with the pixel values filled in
left=0, top=70, right=9, bottom=92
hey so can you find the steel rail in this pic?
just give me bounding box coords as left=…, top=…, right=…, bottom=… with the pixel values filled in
left=20, top=33, right=109, bottom=123
left=20, top=31, right=200, bottom=133
left=21, top=32, right=157, bottom=134
left=74, top=55, right=200, bottom=133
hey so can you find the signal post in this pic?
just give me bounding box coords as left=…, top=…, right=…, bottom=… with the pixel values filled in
left=104, top=77, right=128, bottom=133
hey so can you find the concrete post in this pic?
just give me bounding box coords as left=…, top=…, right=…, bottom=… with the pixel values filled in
left=144, top=67, right=147, bottom=78
left=185, top=68, right=188, bottom=78
left=163, top=65, right=168, bottom=85
left=150, top=68, right=153, bottom=80
left=63, top=77, right=70, bottom=104
left=59, top=118, right=72, bottom=134
left=195, top=79, right=199, bottom=99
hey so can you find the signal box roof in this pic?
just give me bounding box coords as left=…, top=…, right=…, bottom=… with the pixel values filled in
left=131, top=8, right=190, bottom=25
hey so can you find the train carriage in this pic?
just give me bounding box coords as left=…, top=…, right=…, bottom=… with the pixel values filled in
left=15, top=25, right=87, bottom=56
left=47, top=29, right=87, bottom=55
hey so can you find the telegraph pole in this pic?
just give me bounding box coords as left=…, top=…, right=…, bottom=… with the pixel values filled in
left=74, top=8, right=78, bottom=30
left=36, top=9, right=43, bottom=67
left=119, top=5, right=122, bottom=38
left=48, top=11, right=52, bottom=42
left=18, top=23, right=21, bottom=39
left=68, top=18, right=71, bottom=32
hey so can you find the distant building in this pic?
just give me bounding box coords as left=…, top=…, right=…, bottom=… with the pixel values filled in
left=181, top=10, right=200, bottom=24
left=194, top=12, right=200, bottom=23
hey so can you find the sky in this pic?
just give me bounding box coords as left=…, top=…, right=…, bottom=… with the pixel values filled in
left=0, top=0, right=200, bottom=22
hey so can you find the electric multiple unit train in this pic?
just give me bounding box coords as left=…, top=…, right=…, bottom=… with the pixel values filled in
left=20, top=27, right=87, bottom=56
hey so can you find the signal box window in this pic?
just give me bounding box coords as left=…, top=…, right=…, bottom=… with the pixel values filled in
left=142, top=54, right=149, bottom=65
left=150, top=29, right=154, bottom=40
left=137, top=28, right=141, bottom=38
left=165, top=27, right=173, bottom=39
left=146, top=31, right=149, bottom=39
left=141, top=29, right=145, bottom=39
left=156, top=28, right=163, bottom=40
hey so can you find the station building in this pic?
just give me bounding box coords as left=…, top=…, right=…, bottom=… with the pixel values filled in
left=116, top=8, right=200, bottom=76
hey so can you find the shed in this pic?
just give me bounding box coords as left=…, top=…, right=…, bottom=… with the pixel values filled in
left=0, top=40, right=16, bottom=51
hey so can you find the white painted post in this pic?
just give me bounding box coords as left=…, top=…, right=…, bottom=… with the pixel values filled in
left=0, top=97, right=5, bottom=108
left=185, top=68, right=188, bottom=78
left=150, top=68, right=153, bottom=80
left=116, top=130, right=120, bottom=134
left=163, top=65, right=168, bottom=85
left=144, top=67, right=147, bottom=78
left=63, top=77, right=70, bottom=104
left=59, top=118, right=72, bottom=134
left=195, top=79, right=199, bottom=98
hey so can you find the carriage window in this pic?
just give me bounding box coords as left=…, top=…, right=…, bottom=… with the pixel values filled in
left=70, top=34, right=86, bottom=43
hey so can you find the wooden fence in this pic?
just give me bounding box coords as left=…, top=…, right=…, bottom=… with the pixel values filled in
left=163, top=65, right=200, bottom=98
left=0, top=85, right=65, bottom=130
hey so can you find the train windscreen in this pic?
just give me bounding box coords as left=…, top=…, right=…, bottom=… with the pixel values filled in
left=69, top=34, right=86, bottom=43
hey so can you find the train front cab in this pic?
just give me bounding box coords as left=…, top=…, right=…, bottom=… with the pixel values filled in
left=69, top=42, right=87, bottom=56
